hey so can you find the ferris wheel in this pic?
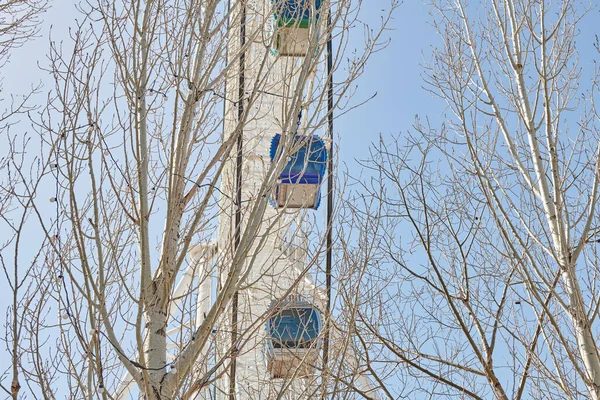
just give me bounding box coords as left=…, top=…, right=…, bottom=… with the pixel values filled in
left=215, top=1, right=330, bottom=397
left=114, top=1, right=381, bottom=398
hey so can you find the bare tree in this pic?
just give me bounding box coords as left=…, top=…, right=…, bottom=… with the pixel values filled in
left=342, top=0, right=600, bottom=399
left=0, top=1, right=47, bottom=398
left=0, top=0, right=46, bottom=125
left=0, top=0, right=397, bottom=399
left=0, top=0, right=46, bottom=62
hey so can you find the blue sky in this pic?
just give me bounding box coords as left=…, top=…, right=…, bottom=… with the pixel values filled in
left=336, top=2, right=442, bottom=164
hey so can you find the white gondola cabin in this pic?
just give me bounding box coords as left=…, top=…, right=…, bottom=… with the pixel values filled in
left=265, top=297, right=322, bottom=379
left=272, top=0, right=322, bottom=56
left=270, top=134, right=327, bottom=209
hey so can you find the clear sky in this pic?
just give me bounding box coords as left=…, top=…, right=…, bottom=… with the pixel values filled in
left=335, top=2, right=443, bottom=164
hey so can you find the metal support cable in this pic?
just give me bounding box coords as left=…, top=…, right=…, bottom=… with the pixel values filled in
left=323, top=5, right=334, bottom=378
left=230, top=1, right=246, bottom=398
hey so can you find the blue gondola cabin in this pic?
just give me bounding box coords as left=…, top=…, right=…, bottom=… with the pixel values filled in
left=272, top=0, right=322, bottom=56
left=270, top=134, right=327, bottom=209
left=265, top=298, right=322, bottom=378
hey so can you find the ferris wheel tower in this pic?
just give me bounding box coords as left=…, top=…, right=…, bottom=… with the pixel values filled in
left=210, top=0, right=329, bottom=398
left=202, top=0, right=384, bottom=398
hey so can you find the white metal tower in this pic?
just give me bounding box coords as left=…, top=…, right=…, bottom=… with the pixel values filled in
left=203, top=0, right=343, bottom=398
left=213, top=0, right=327, bottom=398
left=207, top=1, right=382, bottom=398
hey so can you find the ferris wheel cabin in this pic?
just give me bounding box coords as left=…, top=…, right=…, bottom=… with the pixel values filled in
left=270, top=134, right=327, bottom=209
left=272, top=0, right=322, bottom=56
left=265, top=297, right=323, bottom=379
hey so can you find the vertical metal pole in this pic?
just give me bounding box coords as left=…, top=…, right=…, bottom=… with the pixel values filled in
left=323, top=4, right=334, bottom=380
left=230, top=1, right=246, bottom=398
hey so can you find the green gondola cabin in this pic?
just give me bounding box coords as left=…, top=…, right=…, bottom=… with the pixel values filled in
left=272, top=0, right=323, bottom=56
